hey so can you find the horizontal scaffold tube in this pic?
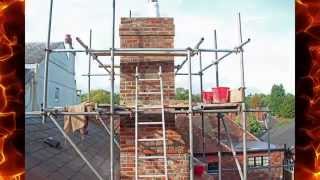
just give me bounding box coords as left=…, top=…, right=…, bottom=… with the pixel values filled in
left=48, top=47, right=241, bottom=57
left=200, top=38, right=251, bottom=73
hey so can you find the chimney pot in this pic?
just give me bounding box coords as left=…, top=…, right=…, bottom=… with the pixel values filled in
left=65, top=34, right=72, bottom=45
left=64, top=34, right=73, bottom=49
left=148, top=0, right=160, bottom=17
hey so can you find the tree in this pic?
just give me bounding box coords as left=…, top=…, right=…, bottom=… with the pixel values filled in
left=80, top=89, right=120, bottom=104
left=269, top=84, right=286, bottom=116
left=235, top=114, right=264, bottom=136
left=175, top=88, right=189, bottom=100
left=175, top=87, right=201, bottom=102
left=250, top=95, right=263, bottom=109
left=247, top=114, right=264, bottom=136
left=279, top=93, right=295, bottom=118
left=245, top=93, right=268, bottom=109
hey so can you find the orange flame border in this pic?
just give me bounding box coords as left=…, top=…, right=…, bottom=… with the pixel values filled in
left=0, top=0, right=25, bottom=179
left=296, top=0, right=320, bottom=179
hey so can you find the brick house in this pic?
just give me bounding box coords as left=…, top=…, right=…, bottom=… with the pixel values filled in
left=117, top=16, right=285, bottom=180
left=176, top=114, right=285, bottom=180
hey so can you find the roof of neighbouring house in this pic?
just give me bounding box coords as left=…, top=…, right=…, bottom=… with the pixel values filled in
left=25, top=68, right=34, bottom=84
left=175, top=114, right=281, bottom=154
left=260, top=120, right=295, bottom=148
left=25, top=42, right=64, bottom=64
left=234, top=141, right=278, bottom=151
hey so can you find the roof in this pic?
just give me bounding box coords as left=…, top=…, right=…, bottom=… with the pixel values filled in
left=234, top=141, right=278, bottom=152
left=176, top=114, right=279, bottom=154
left=25, top=42, right=64, bottom=64
left=260, top=120, right=295, bottom=148
left=25, top=116, right=119, bottom=179
left=25, top=69, right=34, bottom=84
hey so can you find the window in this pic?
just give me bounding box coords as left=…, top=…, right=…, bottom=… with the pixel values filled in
left=207, top=162, right=219, bottom=174
left=248, top=157, right=255, bottom=167
left=262, top=156, right=269, bottom=167
left=248, top=156, right=269, bottom=168
left=255, top=157, right=262, bottom=166
left=76, top=90, right=81, bottom=97
left=54, top=87, right=60, bottom=102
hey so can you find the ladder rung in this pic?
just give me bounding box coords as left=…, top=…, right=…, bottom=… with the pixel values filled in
left=138, top=138, right=164, bottom=142
left=138, top=78, right=160, bottom=81
left=138, top=92, right=161, bottom=95
left=138, top=155, right=165, bottom=159
left=138, top=122, right=163, bottom=125
left=139, top=174, right=166, bottom=178
left=139, top=105, right=162, bottom=109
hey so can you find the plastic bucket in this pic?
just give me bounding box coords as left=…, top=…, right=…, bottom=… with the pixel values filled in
left=212, top=87, right=230, bottom=103
left=194, top=165, right=205, bottom=176
left=202, top=91, right=213, bottom=104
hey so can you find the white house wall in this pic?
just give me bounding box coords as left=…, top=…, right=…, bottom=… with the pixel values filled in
left=26, top=43, right=79, bottom=111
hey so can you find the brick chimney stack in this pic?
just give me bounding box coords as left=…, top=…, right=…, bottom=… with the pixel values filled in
left=118, top=17, right=189, bottom=179
left=119, top=17, right=175, bottom=107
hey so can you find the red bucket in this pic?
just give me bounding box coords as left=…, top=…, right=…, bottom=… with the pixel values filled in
left=212, top=87, right=230, bottom=103
left=194, top=165, right=205, bottom=176
left=202, top=91, right=213, bottom=104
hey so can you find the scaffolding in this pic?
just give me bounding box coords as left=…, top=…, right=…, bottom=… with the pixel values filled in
left=24, top=0, right=278, bottom=179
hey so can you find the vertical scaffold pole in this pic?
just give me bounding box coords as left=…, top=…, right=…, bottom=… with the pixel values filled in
left=218, top=151, right=222, bottom=180
left=214, top=29, right=219, bottom=87
left=110, top=0, right=116, bottom=179
left=199, top=52, right=203, bottom=101
left=42, top=0, right=54, bottom=123
left=214, top=30, right=221, bottom=148
left=88, top=29, right=92, bottom=102
left=266, top=113, right=271, bottom=180
left=187, top=49, right=194, bottom=180
left=238, top=12, right=247, bottom=180
left=199, top=52, right=205, bottom=160
left=134, top=66, right=138, bottom=179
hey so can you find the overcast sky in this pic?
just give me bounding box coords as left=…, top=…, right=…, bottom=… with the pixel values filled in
left=26, top=0, right=294, bottom=95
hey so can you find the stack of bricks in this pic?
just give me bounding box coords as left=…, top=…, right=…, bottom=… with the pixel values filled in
left=119, top=17, right=189, bottom=179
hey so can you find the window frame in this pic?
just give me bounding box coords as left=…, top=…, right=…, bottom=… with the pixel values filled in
left=248, top=156, right=270, bottom=168
left=207, top=162, right=219, bottom=174
left=54, top=87, right=60, bottom=102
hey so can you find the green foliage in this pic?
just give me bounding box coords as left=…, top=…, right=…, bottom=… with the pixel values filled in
left=247, top=114, right=264, bottom=136
left=80, top=89, right=120, bottom=104
left=278, top=93, right=295, bottom=118
left=269, top=84, right=286, bottom=116
left=246, top=93, right=270, bottom=109
left=235, top=114, right=264, bottom=136
left=175, top=87, right=201, bottom=102
left=245, top=84, right=294, bottom=119
left=175, top=88, right=189, bottom=100
left=269, top=84, right=295, bottom=118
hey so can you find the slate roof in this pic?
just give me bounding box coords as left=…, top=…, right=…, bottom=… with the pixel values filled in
left=260, top=120, right=295, bottom=148
left=234, top=141, right=278, bottom=151
left=25, top=116, right=120, bottom=180
left=175, top=114, right=279, bottom=154
left=25, top=42, right=64, bottom=64
left=25, top=69, right=34, bottom=84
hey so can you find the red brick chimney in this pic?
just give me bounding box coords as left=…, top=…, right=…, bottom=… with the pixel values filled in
left=119, top=17, right=175, bottom=107
left=119, top=17, right=189, bottom=179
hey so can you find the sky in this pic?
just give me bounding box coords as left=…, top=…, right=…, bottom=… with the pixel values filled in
left=26, top=0, right=295, bottom=95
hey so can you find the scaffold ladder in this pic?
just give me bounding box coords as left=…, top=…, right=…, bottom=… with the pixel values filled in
left=134, top=66, right=168, bottom=179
